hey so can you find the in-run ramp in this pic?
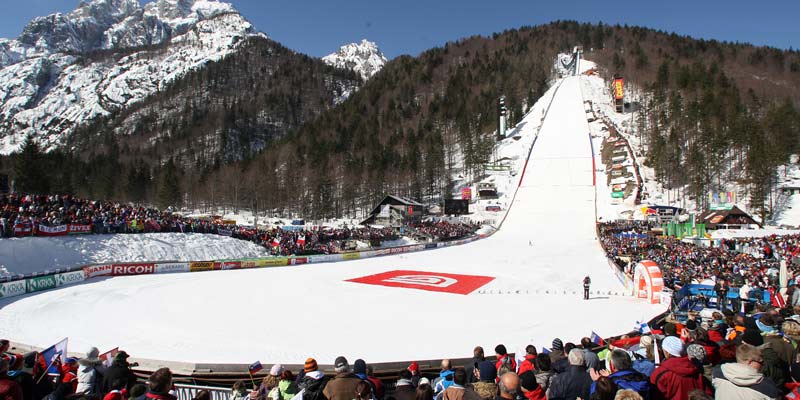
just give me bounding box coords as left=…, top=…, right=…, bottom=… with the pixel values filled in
left=0, top=77, right=665, bottom=365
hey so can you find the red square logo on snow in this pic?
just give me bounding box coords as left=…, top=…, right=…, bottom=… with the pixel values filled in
left=347, top=270, right=494, bottom=295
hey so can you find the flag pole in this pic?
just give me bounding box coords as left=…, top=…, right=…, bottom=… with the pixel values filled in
left=36, top=355, right=60, bottom=385
left=248, top=370, right=257, bottom=390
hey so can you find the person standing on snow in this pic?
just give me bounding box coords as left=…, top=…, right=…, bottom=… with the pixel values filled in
left=583, top=276, right=591, bottom=300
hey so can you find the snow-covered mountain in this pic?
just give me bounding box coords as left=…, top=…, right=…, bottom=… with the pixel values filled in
left=322, top=39, right=387, bottom=81
left=0, top=0, right=261, bottom=154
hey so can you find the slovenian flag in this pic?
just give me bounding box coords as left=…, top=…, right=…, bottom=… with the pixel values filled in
left=297, top=234, right=306, bottom=247
left=272, top=236, right=280, bottom=247
left=249, top=361, right=263, bottom=374
left=590, top=331, right=605, bottom=346
left=41, top=338, right=68, bottom=374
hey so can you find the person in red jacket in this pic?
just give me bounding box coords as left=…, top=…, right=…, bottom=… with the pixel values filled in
left=494, top=344, right=517, bottom=375
left=518, top=371, right=544, bottom=400
left=650, top=336, right=712, bottom=400
left=517, top=346, right=537, bottom=375
left=0, top=358, right=23, bottom=400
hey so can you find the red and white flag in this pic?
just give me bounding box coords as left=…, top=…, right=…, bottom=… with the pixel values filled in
left=296, top=234, right=306, bottom=247
left=272, top=236, right=280, bottom=247
left=99, top=348, right=119, bottom=368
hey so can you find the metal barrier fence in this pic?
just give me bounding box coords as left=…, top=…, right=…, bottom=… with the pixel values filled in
left=174, top=383, right=231, bottom=400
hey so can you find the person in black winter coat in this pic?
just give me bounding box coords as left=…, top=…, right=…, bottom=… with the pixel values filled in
left=547, top=350, right=592, bottom=400
left=102, top=352, right=136, bottom=393
left=465, top=347, right=486, bottom=384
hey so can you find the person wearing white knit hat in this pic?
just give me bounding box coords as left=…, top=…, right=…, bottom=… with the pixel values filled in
left=649, top=336, right=711, bottom=399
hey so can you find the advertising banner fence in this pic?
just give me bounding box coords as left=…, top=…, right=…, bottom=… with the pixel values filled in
left=37, top=224, right=68, bottom=237
left=0, top=280, right=27, bottom=298
left=155, top=263, right=189, bottom=274
left=55, top=271, right=85, bottom=287
left=189, top=262, right=215, bottom=272
left=26, top=275, right=56, bottom=293
left=111, top=263, right=156, bottom=276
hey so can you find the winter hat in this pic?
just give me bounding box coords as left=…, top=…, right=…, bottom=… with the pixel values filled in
left=408, top=362, right=419, bottom=374
left=664, top=323, right=678, bottom=337
left=418, top=377, right=430, bottom=386
left=686, top=344, right=706, bottom=363
left=661, top=336, right=684, bottom=357
left=519, top=371, right=538, bottom=391
left=722, top=308, right=735, bottom=318
left=477, top=360, right=497, bottom=382
left=741, top=329, right=764, bottom=347
left=639, top=335, right=653, bottom=349
left=495, top=344, right=507, bottom=355
left=269, top=364, right=284, bottom=376
left=354, top=359, right=367, bottom=375
left=552, top=338, right=564, bottom=351
left=64, top=357, right=79, bottom=364
left=757, top=316, right=777, bottom=333
left=114, top=351, right=130, bottom=362
left=86, top=347, right=100, bottom=361
left=304, top=358, right=318, bottom=373
left=334, top=356, right=349, bottom=370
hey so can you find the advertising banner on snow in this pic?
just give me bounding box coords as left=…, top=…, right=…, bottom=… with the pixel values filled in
left=37, top=224, right=68, bottom=237
left=83, top=265, right=113, bottom=279
left=55, top=271, right=85, bottom=287
left=217, top=228, right=233, bottom=237
left=239, top=260, right=259, bottom=269
left=342, top=252, right=361, bottom=261
left=68, top=224, right=92, bottom=235
left=216, top=261, right=241, bottom=270
left=26, top=275, right=57, bottom=293
left=289, top=258, right=308, bottom=265
left=0, top=280, right=27, bottom=298
left=613, top=78, right=624, bottom=100
left=189, top=261, right=215, bottom=272
left=255, top=258, right=289, bottom=267
left=111, top=263, right=155, bottom=276
left=155, top=263, right=189, bottom=274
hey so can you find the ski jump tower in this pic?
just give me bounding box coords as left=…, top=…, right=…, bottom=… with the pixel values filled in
left=560, top=46, right=582, bottom=76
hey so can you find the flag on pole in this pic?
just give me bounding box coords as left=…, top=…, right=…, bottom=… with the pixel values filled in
left=99, top=348, right=119, bottom=368
left=40, top=338, right=68, bottom=374
left=590, top=331, right=605, bottom=346
left=541, top=347, right=551, bottom=354
left=272, top=236, right=280, bottom=247
left=636, top=321, right=652, bottom=334
left=296, top=234, right=306, bottom=247
left=249, top=361, right=263, bottom=374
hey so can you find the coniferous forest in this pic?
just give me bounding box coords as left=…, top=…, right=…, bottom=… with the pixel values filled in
left=3, top=21, right=799, bottom=220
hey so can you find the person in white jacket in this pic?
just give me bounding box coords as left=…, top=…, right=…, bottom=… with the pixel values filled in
left=76, top=347, right=107, bottom=395
left=711, top=343, right=781, bottom=399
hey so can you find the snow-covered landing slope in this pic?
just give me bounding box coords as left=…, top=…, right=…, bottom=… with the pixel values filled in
left=0, top=233, right=269, bottom=277
left=0, top=76, right=665, bottom=365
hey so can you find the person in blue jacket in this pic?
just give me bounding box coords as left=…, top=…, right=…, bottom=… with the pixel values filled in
left=589, top=350, right=651, bottom=400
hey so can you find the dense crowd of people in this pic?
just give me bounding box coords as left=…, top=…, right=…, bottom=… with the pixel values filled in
left=598, top=221, right=800, bottom=307
left=0, top=193, right=480, bottom=257
left=8, top=307, right=800, bottom=400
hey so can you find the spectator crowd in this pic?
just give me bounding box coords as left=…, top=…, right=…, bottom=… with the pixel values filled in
left=0, top=193, right=479, bottom=257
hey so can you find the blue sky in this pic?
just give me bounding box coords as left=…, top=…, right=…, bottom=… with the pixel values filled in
left=1, top=0, right=797, bottom=59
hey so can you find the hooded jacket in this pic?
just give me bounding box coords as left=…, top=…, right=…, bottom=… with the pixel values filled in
left=547, top=365, right=591, bottom=400
left=76, top=358, right=106, bottom=395
left=711, top=363, right=782, bottom=400
left=649, top=356, right=711, bottom=400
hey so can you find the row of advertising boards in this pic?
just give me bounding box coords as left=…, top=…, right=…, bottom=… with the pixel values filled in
left=0, top=233, right=491, bottom=300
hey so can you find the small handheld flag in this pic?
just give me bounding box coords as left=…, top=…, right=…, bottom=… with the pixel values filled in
left=40, top=338, right=68, bottom=375
left=541, top=347, right=551, bottom=354
left=590, top=331, right=605, bottom=346
left=99, top=348, right=119, bottom=368
left=249, top=361, right=263, bottom=374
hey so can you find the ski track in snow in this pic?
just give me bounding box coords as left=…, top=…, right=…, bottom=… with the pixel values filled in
left=0, top=75, right=667, bottom=365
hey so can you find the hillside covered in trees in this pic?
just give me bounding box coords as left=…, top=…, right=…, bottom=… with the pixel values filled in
left=4, top=21, right=800, bottom=221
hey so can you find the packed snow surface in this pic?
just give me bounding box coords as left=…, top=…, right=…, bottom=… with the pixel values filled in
left=0, top=233, right=270, bottom=277
left=0, top=76, right=665, bottom=364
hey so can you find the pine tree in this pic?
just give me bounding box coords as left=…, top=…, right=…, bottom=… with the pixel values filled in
left=13, top=135, right=49, bottom=194
left=158, top=158, right=182, bottom=208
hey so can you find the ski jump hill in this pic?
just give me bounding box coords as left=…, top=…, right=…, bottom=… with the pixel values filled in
left=0, top=76, right=666, bottom=370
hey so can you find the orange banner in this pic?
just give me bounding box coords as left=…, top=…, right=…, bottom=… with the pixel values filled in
left=613, top=78, right=624, bottom=100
